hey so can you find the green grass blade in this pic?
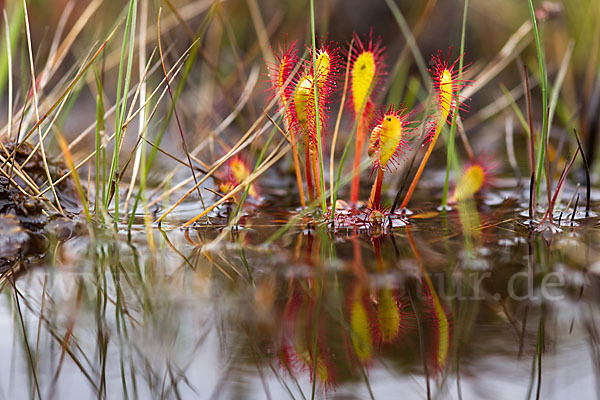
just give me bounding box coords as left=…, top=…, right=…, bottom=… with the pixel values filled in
left=527, top=0, right=549, bottom=198
left=106, top=0, right=138, bottom=223
left=309, top=0, right=327, bottom=215
left=441, top=0, right=469, bottom=208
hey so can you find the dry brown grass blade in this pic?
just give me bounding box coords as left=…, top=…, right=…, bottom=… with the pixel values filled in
left=0, top=1, right=105, bottom=143
left=157, top=7, right=206, bottom=213
left=64, top=44, right=176, bottom=157
left=148, top=92, right=277, bottom=212
left=262, top=110, right=291, bottom=142
left=36, top=40, right=194, bottom=197
left=124, top=0, right=150, bottom=211
left=148, top=115, right=266, bottom=217
left=88, top=0, right=215, bottom=87
left=141, top=136, right=208, bottom=174
left=0, top=142, right=45, bottom=197
left=23, top=0, right=63, bottom=213
left=118, top=50, right=167, bottom=191
left=38, top=57, right=187, bottom=198
left=18, top=44, right=98, bottom=173
left=247, top=0, right=274, bottom=65
left=0, top=156, right=46, bottom=199
left=145, top=63, right=260, bottom=207
left=39, top=0, right=102, bottom=91
left=2, top=22, right=120, bottom=173
left=176, top=139, right=290, bottom=227
left=202, top=250, right=234, bottom=281
left=0, top=0, right=212, bottom=142
left=462, top=20, right=532, bottom=99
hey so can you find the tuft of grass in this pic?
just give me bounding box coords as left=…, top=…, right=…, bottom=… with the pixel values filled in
left=526, top=0, right=549, bottom=198
left=106, top=0, right=138, bottom=222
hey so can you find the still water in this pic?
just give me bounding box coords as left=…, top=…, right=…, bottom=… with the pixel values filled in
left=1, top=195, right=599, bottom=399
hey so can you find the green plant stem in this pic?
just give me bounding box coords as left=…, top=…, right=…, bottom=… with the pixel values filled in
left=442, top=0, right=469, bottom=208
left=527, top=0, right=548, bottom=198
left=310, top=0, right=327, bottom=215
left=106, top=0, right=137, bottom=223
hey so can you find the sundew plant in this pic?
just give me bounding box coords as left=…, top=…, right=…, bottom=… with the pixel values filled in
left=265, top=33, right=470, bottom=225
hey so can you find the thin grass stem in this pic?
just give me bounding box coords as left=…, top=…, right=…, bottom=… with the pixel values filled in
left=309, top=0, right=327, bottom=214
left=441, top=0, right=469, bottom=208
left=106, top=0, right=137, bottom=222
left=527, top=0, right=549, bottom=198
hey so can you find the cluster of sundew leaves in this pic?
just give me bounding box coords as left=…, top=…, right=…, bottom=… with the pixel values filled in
left=264, top=33, right=472, bottom=209
left=266, top=39, right=341, bottom=145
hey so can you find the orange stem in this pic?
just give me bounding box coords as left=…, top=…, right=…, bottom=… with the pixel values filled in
left=400, top=121, right=443, bottom=210
left=290, top=137, right=306, bottom=207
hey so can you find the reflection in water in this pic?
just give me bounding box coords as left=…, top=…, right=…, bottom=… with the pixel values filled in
left=0, top=205, right=599, bottom=399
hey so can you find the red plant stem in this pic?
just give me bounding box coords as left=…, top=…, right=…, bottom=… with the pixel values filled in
left=304, top=134, right=315, bottom=202
left=350, top=117, right=366, bottom=203
left=400, top=120, right=443, bottom=210
left=368, top=168, right=384, bottom=210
